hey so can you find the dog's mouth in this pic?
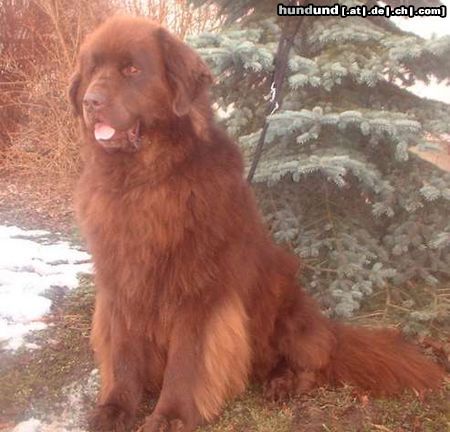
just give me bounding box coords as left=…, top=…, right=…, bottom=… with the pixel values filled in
left=93, top=121, right=141, bottom=153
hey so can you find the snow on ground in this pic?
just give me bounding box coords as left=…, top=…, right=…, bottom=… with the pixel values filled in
left=0, top=225, right=92, bottom=350
left=0, top=225, right=97, bottom=431
left=11, top=369, right=100, bottom=432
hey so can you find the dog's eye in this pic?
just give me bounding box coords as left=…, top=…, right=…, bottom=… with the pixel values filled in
left=122, top=65, right=141, bottom=76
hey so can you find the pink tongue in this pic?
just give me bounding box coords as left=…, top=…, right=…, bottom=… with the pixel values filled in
left=94, top=123, right=116, bottom=141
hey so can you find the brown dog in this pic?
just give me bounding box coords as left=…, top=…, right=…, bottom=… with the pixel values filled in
left=69, top=16, right=444, bottom=432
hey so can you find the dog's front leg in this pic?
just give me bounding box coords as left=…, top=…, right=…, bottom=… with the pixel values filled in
left=88, top=293, right=145, bottom=432
left=140, top=296, right=251, bottom=432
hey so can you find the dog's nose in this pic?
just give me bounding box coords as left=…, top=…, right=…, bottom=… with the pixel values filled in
left=83, top=91, right=106, bottom=111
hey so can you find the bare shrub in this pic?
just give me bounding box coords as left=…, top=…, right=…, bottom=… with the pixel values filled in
left=120, top=0, right=222, bottom=37
left=0, top=0, right=114, bottom=177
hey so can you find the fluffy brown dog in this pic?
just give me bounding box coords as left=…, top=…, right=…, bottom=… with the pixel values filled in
left=70, top=16, right=444, bottom=432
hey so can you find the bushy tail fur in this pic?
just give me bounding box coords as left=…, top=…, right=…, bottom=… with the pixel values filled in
left=324, top=323, right=445, bottom=395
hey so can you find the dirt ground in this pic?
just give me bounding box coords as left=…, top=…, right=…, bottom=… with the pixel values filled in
left=0, top=172, right=449, bottom=432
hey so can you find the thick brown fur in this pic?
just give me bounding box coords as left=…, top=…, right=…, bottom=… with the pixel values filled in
left=70, top=16, right=445, bottom=432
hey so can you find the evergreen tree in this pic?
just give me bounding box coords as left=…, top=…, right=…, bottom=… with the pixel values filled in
left=190, top=0, right=450, bottom=317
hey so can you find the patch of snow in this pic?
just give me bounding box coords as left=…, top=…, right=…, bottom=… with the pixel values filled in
left=12, top=418, right=86, bottom=432
left=11, top=369, right=100, bottom=432
left=24, top=342, right=40, bottom=350
left=12, top=418, right=42, bottom=432
left=0, top=225, right=49, bottom=238
left=0, top=225, right=92, bottom=350
left=0, top=320, right=47, bottom=351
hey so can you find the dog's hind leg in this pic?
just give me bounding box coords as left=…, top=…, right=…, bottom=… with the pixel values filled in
left=264, top=289, right=335, bottom=401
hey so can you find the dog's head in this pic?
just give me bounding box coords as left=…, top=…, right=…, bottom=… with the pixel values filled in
left=69, top=16, right=213, bottom=153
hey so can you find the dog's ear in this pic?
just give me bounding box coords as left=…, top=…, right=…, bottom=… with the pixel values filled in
left=68, top=71, right=82, bottom=116
left=158, top=28, right=213, bottom=117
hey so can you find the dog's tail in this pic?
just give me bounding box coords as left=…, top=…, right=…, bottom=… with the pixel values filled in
left=323, top=323, right=445, bottom=395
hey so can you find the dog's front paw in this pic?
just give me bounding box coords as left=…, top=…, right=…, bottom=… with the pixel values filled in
left=137, top=414, right=167, bottom=432
left=138, top=414, right=186, bottom=432
left=88, top=403, right=132, bottom=432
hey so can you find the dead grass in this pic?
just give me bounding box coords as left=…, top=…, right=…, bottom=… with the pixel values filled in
left=0, top=172, right=76, bottom=235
